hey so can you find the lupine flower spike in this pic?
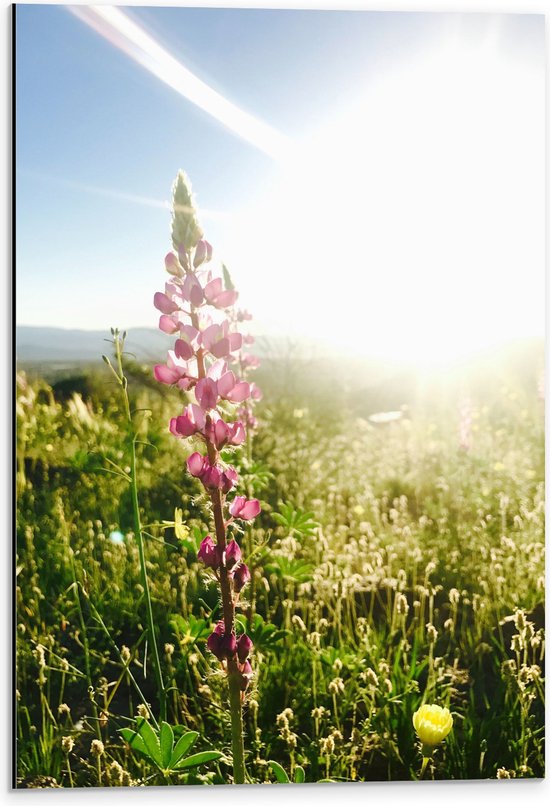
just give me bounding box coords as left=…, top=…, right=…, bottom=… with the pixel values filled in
left=153, top=171, right=262, bottom=785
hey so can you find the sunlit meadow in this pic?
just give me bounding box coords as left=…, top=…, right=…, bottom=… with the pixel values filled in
left=15, top=5, right=545, bottom=790
left=15, top=167, right=545, bottom=787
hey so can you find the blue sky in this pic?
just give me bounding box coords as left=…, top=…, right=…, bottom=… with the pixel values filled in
left=16, top=5, right=544, bottom=365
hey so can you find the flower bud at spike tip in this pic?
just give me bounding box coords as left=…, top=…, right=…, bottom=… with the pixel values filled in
left=225, top=540, right=242, bottom=570
left=171, top=170, right=203, bottom=252
left=233, top=563, right=251, bottom=593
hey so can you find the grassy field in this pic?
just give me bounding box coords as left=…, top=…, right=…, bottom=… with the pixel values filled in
left=15, top=341, right=545, bottom=787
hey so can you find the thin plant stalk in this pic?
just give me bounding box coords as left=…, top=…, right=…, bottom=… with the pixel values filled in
left=107, top=332, right=167, bottom=723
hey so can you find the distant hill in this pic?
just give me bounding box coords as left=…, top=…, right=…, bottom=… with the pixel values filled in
left=16, top=326, right=171, bottom=364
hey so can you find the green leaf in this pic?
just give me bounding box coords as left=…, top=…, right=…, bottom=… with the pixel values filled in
left=173, top=750, right=223, bottom=770
left=160, top=722, right=174, bottom=768
left=169, top=730, right=199, bottom=768
left=268, top=760, right=290, bottom=783
left=136, top=717, right=162, bottom=767
left=119, top=728, right=147, bottom=756
left=222, top=263, right=235, bottom=290
left=294, top=765, right=306, bottom=783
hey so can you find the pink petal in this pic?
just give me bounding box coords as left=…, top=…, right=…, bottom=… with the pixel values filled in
left=229, top=496, right=246, bottom=517
left=240, top=499, right=261, bottom=520
left=204, top=277, right=222, bottom=303
left=200, top=323, right=220, bottom=351
left=226, top=381, right=250, bottom=403
left=174, top=339, right=194, bottom=361
left=159, top=314, right=179, bottom=334
left=228, top=332, right=243, bottom=352
left=187, top=452, right=206, bottom=477
left=211, top=338, right=231, bottom=359
left=154, top=292, right=179, bottom=315
left=214, top=290, right=238, bottom=308
left=154, top=364, right=179, bottom=385
left=195, top=377, right=218, bottom=410
left=217, top=370, right=236, bottom=398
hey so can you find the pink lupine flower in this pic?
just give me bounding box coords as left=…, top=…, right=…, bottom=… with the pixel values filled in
left=195, top=377, right=219, bottom=410
left=220, top=466, right=239, bottom=494
left=153, top=351, right=196, bottom=389
left=208, top=360, right=250, bottom=403
left=154, top=291, right=180, bottom=315
left=193, top=239, right=213, bottom=268
left=224, top=539, right=241, bottom=570
left=202, top=464, right=222, bottom=490
left=204, top=277, right=238, bottom=309
left=201, top=321, right=243, bottom=359
left=236, top=633, right=253, bottom=663
left=195, top=366, right=250, bottom=411
left=174, top=324, right=200, bottom=361
left=250, top=382, right=263, bottom=401
left=205, top=415, right=246, bottom=450
left=240, top=353, right=260, bottom=371
left=198, top=535, right=221, bottom=569
left=229, top=496, right=261, bottom=521
left=169, top=404, right=206, bottom=438
left=182, top=272, right=204, bottom=306
left=207, top=623, right=237, bottom=661
left=158, top=314, right=180, bottom=334
left=233, top=563, right=251, bottom=593
left=187, top=451, right=208, bottom=478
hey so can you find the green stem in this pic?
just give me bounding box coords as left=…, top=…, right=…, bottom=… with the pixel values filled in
left=113, top=332, right=166, bottom=722
left=193, top=330, right=247, bottom=784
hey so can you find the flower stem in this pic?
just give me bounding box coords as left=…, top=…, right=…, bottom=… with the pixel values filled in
left=113, top=331, right=166, bottom=722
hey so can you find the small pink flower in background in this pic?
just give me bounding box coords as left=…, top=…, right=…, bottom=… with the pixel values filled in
left=233, top=563, right=251, bottom=593
left=240, top=353, right=260, bottom=371
left=224, top=539, right=242, bottom=569
left=229, top=496, right=261, bottom=521
left=236, top=633, right=253, bottom=663
left=239, top=660, right=253, bottom=691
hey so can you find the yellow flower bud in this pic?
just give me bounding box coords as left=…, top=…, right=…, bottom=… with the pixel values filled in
left=413, top=704, right=453, bottom=751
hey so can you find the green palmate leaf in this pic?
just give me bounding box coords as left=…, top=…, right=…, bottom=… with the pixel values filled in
left=136, top=717, right=162, bottom=767
left=173, top=751, right=223, bottom=770
left=160, top=722, right=174, bottom=769
left=268, top=760, right=290, bottom=783
left=294, top=765, right=306, bottom=783
left=119, top=728, right=147, bottom=756
left=169, top=731, right=199, bottom=768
